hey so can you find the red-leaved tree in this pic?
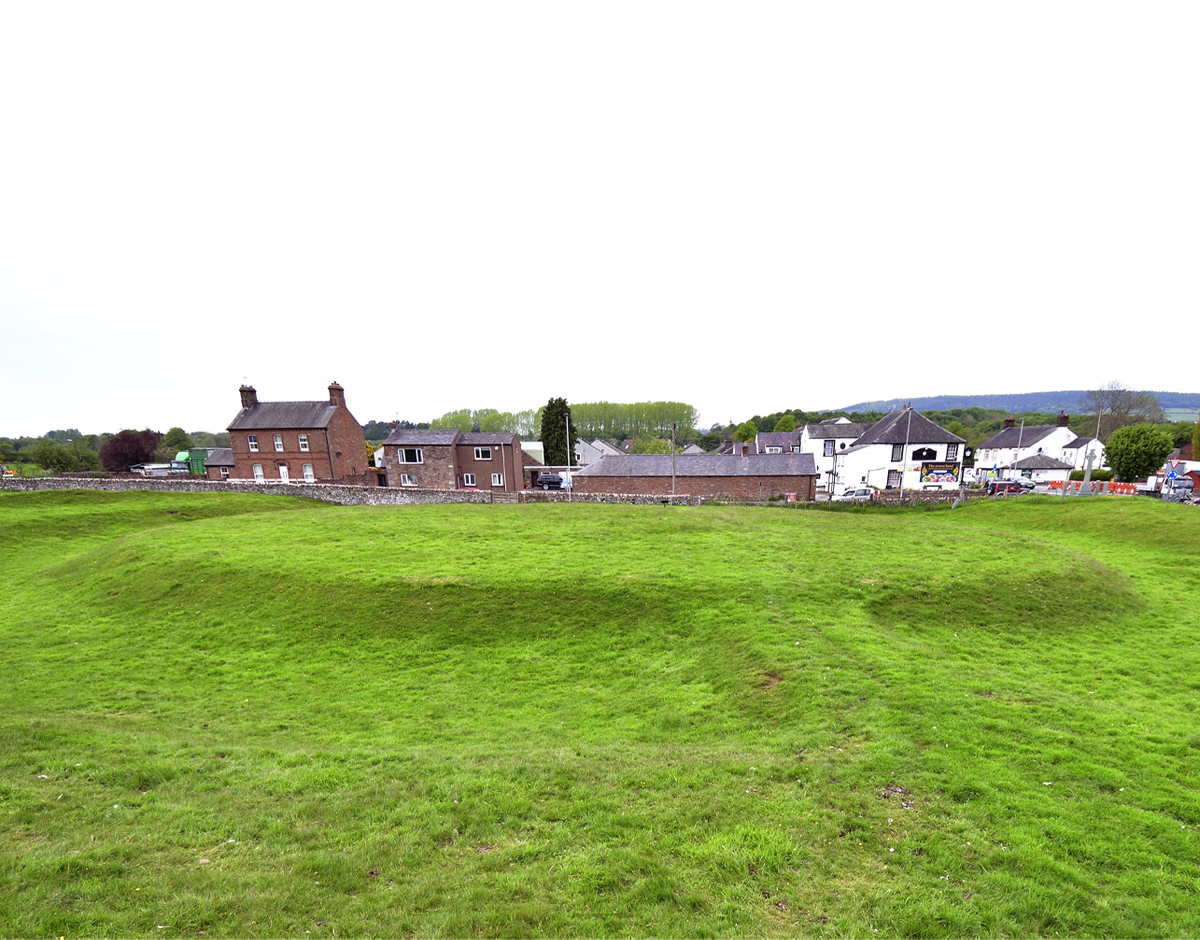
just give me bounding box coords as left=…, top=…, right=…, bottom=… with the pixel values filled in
left=100, top=429, right=161, bottom=472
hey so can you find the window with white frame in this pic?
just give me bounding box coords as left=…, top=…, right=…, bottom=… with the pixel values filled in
left=398, top=448, right=423, bottom=463
left=491, top=473, right=503, bottom=486
left=462, top=473, right=476, bottom=486
left=824, top=439, right=835, bottom=457
left=400, top=473, right=417, bottom=486
left=946, top=443, right=959, bottom=460
left=252, top=463, right=264, bottom=482
left=299, top=433, right=309, bottom=452
left=220, top=466, right=229, bottom=480
left=248, top=434, right=259, bottom=452
left=474, top=446, right=491, bottom=460
left=891, top=444, right=903, bottom=461
left=302, top=463, right=314, bottom=482
left=765, top=446, right=782, bottom=454
left=273, top=434, right=284, bottom=451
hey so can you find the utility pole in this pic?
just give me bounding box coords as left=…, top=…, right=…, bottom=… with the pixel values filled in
left=1014, top=418, right=1025, bottom=482
left=898, top=405, right=913, bottom=499
left=671, top=421, right=677, bottom=498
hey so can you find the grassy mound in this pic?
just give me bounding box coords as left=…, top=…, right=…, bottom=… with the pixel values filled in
left=1, top=490, right=1198, bottom=937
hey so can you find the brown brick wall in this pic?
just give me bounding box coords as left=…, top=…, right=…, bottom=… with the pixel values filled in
left=230, top=428, right=335, bottom=482
left=454, top=437, right=525, bottom=491
left=571, top=473, right=816, bottom=501
left=325, top=408, right=367, bottom=479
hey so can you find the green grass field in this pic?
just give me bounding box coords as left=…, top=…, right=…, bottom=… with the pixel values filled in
left=1, top=490, right=1198, bottom=938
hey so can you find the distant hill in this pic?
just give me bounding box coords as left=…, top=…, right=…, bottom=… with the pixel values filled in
left=838, top=391, right=1200, bottom=420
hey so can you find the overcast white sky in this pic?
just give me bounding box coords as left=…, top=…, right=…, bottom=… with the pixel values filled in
left=2, top=2, right=1196, bottom=437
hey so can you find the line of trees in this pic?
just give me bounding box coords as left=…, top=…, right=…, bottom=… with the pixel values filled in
left=2, top=427, right=232, bottom=474
left=567, top=401, right=700, bottom=442
left=428, top=409, right=540, bottom=436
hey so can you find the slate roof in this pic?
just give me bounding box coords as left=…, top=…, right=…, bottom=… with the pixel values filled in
left=383, top=428, right=461, bottom=446
left=852, top=409, right=964, bottom=446
left=755, top=431, right=801, bottom=450
left=1012, top=454, right=1073, bottom=470
left=1062, top=436, right=1099, bottom=450
left=805, top=422, right=869, bottom=440
left=459, top=432, right=517, bottom=446
left=228, top=401, right=338, bottom=431
left=575, top=453, right=818, bottom=478
left=203, top=447, right=234, bottom=467
left=978, top=424, right=1063, bottom=449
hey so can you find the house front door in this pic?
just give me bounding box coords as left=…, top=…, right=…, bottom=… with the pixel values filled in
left=887, top=469, right=902, bottom=489
left=278, top=464, right=289, bottom=483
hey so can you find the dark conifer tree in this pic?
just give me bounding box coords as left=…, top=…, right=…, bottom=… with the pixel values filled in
left=539, top=397, right=577, bottom=466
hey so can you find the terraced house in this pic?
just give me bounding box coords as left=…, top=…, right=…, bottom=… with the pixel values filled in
left=226, top=382, right=370, bottom=483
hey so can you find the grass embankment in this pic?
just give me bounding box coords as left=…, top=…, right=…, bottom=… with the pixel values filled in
left=1, top=490, right=1197, bottom=938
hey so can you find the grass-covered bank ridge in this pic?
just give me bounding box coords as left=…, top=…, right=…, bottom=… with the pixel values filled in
left=1, top=490, right=1197, bottom=938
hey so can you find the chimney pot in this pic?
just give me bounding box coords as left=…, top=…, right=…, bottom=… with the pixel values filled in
left=1056, top=410, right=1070, bottom=427
left=239, top=385, right=258, bottom=409
left=1003, top=415, right=1016, bottom=429
left=329, top=382, right=345, bottom=407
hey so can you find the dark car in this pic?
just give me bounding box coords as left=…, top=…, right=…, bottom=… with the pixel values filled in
left=537, top=472, right=563, bottom=490
left=986, top=479, right=1025, bottom=497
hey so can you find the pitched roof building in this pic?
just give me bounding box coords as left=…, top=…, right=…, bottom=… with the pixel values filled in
left=836, top=407, right=966, bottom=493
left=976, top=413, right=1104, bottom=473
left=226, top=382, right=368, bottom=483
left=379, top=428, right=531, bottom=492
left=572, top=452, right=818, bottom=500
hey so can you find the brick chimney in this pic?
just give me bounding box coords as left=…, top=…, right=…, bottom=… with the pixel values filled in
left=1056, top=410, right=1069, bottom=427
left=328, top=382, right=345, bottom=408
left=1003, top=415, right=1016, bottom=429
left=239, top=385, right=258, bottom=408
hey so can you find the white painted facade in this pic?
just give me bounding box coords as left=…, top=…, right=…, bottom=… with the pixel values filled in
left=975, top=425, right=1080, bottom=474
left=800, top=421, right=866, bottom=493
left=837, top=439, right=965, bottom=494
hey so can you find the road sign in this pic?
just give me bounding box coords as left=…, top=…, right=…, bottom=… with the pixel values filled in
left=1171, top=458, right=1181, bottom=469
left=1167, top=470, right=1177, bottom=480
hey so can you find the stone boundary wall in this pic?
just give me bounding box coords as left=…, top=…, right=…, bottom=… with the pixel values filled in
left=518, top=491, right=701, bottom=506
left=2, top=478, right=984, bottom=509
left=0, top=477, right=492, bottom=507
left=872, top=489, right=981, bottom=506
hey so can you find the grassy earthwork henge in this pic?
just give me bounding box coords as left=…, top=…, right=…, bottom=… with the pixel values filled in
left=1, top=489, right=1198, bottom=938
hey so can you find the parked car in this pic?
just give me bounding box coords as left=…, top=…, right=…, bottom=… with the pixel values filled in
left=1161, top=478, right=1195, bottom=502
left=985, top=479, right=1025, bottom=497
left=1014, top=477, right=1036, bottom=491
left=833, top=486, right=876, bottom=502
left=537, top=472, right=564, bottom=490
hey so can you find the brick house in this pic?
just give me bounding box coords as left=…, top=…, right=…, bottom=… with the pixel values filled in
left=571, top=450, right=818, bottom=500
left=226, top=382, right=368, bottom=483
left=203, top=447, right=235, bottom=481
left=380, top=428, right=532, bottom=492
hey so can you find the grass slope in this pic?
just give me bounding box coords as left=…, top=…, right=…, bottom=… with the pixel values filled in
left=1, top=490, right=1198, bottom=938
